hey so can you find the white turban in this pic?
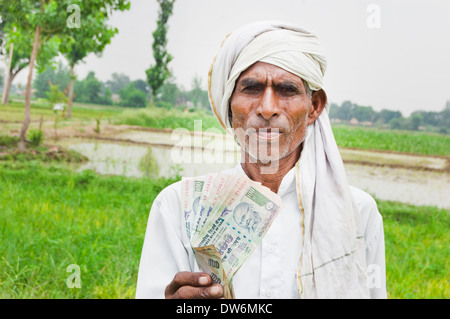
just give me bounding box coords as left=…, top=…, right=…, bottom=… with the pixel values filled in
left=207, top=20, right=370, bottom=298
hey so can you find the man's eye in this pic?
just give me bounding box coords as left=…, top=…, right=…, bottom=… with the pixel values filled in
left=278, top=86, right=299, bottom=96
left=242, top=86, right=261, bottom=93
left=281, top=88, right=295, bottom=93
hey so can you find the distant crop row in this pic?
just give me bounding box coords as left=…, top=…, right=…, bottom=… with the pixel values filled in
left=332, top=125, right=450, bottom=156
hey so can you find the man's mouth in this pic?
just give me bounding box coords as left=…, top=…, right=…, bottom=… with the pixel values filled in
left=254, top=128, right=282, bottom=141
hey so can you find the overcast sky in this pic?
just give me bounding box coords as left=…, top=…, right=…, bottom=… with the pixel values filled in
left=9, top=0, right=450, bottom=116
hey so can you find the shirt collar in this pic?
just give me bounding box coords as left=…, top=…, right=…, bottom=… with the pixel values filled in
left=235, top=163, right=296, bottom=196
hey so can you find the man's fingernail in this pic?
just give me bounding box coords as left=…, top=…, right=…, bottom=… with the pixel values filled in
left=210, top=285, right=222, bottom=295
left=199, top=276, right=209, bottom=285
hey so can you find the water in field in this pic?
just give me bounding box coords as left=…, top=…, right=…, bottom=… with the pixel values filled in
left=58, top=134, right=240, bottom=178
left=58, top=130, right=450, bottom=209
left=345, top=164, right=449, bottom=209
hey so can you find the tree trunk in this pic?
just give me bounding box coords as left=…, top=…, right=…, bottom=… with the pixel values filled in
left=1, top=36, right=15, bottom=105
left=18, top=25, right=40, bottom=151
left=67, top=64, right=75, bottom=118
left=2, top=71, right=15, bottom=106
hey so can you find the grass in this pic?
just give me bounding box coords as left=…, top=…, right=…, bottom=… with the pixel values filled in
left=0, top=162, right=178, bottom=298
left=0, top=161, right=448, bottom=298
left=377, top=200, right=449, bottom=298
left=113, top=106, right=223, bottom=132
left=0, top=99, right=219, bottom=129
left=0, top=101, right=56, bottom=122
left=0, top=100, right=126, bottom=128
left=332, top=125, right=450, bottom=156
left=0, top=135, right=88, bottom=164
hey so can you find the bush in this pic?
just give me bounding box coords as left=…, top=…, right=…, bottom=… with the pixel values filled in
left=125, top=90, right=147, bottom=108
left=28, top=129, right=44, bottom=147
left=118, top=83, right=148, bottom=108
left=74, top=71, right=112, bottom=105
left=46, top=84, right=68, bottom=105
left=155, top=100, right=173, bottom=109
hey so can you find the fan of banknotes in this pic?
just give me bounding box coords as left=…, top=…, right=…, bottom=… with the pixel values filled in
left=180, top=173, right=283, bottom=299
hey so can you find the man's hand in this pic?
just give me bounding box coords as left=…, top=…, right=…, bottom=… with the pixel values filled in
left=165, top=271, right=224, bottom=299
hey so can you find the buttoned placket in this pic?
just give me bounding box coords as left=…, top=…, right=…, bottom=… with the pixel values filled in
left=258, top=168, right=299, bottom=299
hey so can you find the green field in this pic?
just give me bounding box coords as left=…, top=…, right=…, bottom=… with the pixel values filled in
left=377, top=200, right=449, bottom=298
left=114, top=107, right=222, bottom=132
left=332, top=125, right=450, bottom=156
left=0, top=100, right=124, bottom=123
left=0, top=162, right=178, bottom=298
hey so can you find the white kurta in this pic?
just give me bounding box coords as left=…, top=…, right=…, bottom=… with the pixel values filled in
left=136, top=164, right=387, bottom=299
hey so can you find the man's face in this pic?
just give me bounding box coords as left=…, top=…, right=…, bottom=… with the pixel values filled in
left=230, top=61, right=322, bottom=163
left=233, top=202, right=261, bottom=233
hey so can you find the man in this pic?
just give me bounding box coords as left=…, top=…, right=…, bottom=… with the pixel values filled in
left=136, top=21, right=387, bottom=299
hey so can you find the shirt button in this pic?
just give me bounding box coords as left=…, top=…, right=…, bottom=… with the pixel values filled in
left=268, top=245, right=275, bottom=253
left=265, top=289, right=273, bottom=298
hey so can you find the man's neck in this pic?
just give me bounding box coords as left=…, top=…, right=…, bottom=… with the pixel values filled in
left=241, top=146, right=301, bottom=194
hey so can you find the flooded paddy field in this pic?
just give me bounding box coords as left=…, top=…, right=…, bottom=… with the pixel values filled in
left=345, top=164, right=449, bottom=209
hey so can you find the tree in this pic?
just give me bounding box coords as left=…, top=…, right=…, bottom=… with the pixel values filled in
left=0, top=16, right=60, bottom=105
left=155, top=75, right=179, bottom=107
left=374, top=109, right=403, bottom=125
left=353, top=105, right=376, bottom=122
left=74, top=71, right=111, bottom=105
left=0, top=1, right=21, bottom=104
left=339, top=100, right=354, bottom=121
left=60, top=0, right=129, bottom=118
left=118, top=82, right=148, bottom=107
left=411, top=110, right=440, bottom=127
left=16, top=0, right=69, bottom=150
left=4, top=0, right=70, bottom=150
left=146, top=0, right=175, bottom=104
left=189, top=74, right=209, bottom=109
left=33, top=61, right=70, bottom=98
left=132, top=79, right=150, bottom=97
left=438, top=103, right=450, bottom=130
left=46, top=83, right=68, bottom=104
left=328, top=102, right=341, bottom=119
left=105, top=72, right=131, bottom=94
left=0, top=9, right=6, bottom=54
left=389, top=117, right=402, bottom=130
left=8, top=0, right=130, bottom=149
left=408, top=113, right=423, bottom=131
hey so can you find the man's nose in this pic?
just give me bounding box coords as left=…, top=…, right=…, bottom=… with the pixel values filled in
left=256, top=87, right=280, bottom=121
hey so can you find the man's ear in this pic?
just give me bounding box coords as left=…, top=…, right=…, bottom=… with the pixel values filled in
left=307, top=89, right=327, bottom=125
